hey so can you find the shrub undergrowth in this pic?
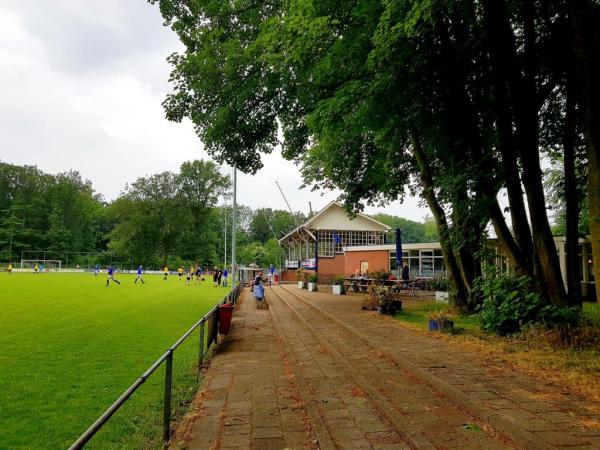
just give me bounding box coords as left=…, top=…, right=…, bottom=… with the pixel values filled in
left=473, top=266, right=583, bottom=336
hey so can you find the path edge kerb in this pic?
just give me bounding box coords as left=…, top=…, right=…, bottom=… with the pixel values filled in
left=279, top=285, right=553, bottom=450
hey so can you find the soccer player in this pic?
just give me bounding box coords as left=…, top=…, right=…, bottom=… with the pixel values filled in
left=106, top=265, right=120, bottom=286
left=135, top=265, right=145, bottom=284
left=34, top=263, right=39, bottom=274
left=195, top=266, right=202, bottom=284
left=222, top=267, right=228, bottom=287
left=163, top=266, right=169, bottom=281
left=94, top=264, right=100, bottom=277
left=177, top=265, right=184, bottom=280
left=7, top=263, right=13, bottom=274
left=185, top=267, right=192, bottom=285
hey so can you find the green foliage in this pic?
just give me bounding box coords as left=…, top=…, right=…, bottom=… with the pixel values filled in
left=107, top=160, right=230, bottom=267
left=330, top=275, right=345, bottom=286
left=474, top=267, right=581, bottom=335
left=0, top=162, right=106, bottom=261
left=371, top=213, right=438, bottom=243
left=369, top=268, right=391, bottom=284
left=308, top=273, right=318, bottom=283
left=544, top=161, right=589, bottom=235
left=430, top=277, right=450, bottom=291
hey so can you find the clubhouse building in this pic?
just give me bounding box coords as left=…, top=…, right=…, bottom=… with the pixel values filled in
left=278, top=201, right=596, bottom=299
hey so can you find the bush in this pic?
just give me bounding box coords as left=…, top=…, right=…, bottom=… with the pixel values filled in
left=430, top=277, right=450, bottom=291
left=330, top=275, right=345, bottom=286
left=295, top=267, right=306, bottom=281
left=308, top=274, right=318, bottom=283
left=370, top=269, right=391, bottom=285
left=474, top=267, right=581, bottom=335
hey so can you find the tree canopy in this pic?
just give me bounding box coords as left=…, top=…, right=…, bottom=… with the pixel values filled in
left=151, top=0, right=600, bottom=308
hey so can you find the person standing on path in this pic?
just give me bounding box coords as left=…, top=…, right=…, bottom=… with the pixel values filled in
left=106, top=266, right=120, bottom=286
left=135, top=265, right=145, bottom=284
left=401, top=261, right=410, bottom=288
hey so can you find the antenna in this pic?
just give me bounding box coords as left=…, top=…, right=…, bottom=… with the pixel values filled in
left=275, top=180, right=300, bottom=226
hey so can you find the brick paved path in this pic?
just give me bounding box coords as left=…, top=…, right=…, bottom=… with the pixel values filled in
left=173, top=286, right=600, bottom=450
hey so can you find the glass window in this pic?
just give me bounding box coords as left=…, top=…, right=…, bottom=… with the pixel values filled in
left=420, top=250, right=434, bottom=277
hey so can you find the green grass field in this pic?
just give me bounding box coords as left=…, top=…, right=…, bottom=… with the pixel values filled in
left=0, top=272, right=229, bottom=449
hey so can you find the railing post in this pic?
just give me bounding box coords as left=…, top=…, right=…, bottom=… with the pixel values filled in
left=163, top=350, right=173, bottom=443
left=199, top=321, right=205, bottom=368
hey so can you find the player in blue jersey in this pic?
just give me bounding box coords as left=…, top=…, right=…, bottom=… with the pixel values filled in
left=94, top=264, right=100, bottom=276
left=134, top=265, right=145, bottom=284
left=106, top=265, right=120, bottom=286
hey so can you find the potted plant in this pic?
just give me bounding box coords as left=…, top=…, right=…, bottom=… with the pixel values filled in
left=372, top=286, right=402, bottom=315
left=431, top=277, right=450, bottom=303
left=427, top=312, right=454, bottom=332
left=307, top=273, right=318, bottom=292
left=295, top=268, right=307, bottom=289
left=370, top=269, right=392, bottom=286
left=330, top=275, right=346, bottom=295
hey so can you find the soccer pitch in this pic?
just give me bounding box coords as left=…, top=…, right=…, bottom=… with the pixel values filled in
left=0, top=272, right=229, bottom=449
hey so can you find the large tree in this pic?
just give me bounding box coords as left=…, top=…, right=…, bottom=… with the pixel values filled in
left=152, top=0, right=600, bottom=307
left=108, top=160, right=230, bottom=267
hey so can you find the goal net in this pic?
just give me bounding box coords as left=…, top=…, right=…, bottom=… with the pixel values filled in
left=20, top=260, right=62, bottom=272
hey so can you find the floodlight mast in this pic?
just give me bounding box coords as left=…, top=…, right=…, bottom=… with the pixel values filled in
left=231, top=167, right=237, bottom=284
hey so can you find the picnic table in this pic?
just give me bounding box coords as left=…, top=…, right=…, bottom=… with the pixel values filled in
left=343, top=277, right=374, bottom=293
left=343, top=277, right=426, bottom=297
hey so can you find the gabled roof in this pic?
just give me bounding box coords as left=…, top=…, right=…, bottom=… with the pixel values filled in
left=279, top=201, right=391, bottom=243
left=305, top=201, right=391, bottom=231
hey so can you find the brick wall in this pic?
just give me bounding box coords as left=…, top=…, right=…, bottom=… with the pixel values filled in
left=317, top=254, right=345, bottom=283
left=344, top=250, right=390, bottom=275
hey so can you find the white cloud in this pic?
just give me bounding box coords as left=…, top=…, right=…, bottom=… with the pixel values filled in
left=0, top=0, right=429, bottom=221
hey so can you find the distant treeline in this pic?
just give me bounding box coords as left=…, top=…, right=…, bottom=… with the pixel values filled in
left=0, top=161, right=436, bottom=269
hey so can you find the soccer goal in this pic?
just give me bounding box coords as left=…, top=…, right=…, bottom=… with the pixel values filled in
left=20, top=260, right=62, bottom=272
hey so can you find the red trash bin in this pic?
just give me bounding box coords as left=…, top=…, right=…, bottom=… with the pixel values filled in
left=218, top=303, right=235, bottom=334
left=274, top=274, right=280, bottom=284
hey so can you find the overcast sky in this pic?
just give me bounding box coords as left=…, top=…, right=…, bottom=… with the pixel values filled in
left=0, top=0, right=431, bottom=221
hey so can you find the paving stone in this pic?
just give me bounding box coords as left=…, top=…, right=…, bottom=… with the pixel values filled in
left=172, top=286, right=597, bottom=450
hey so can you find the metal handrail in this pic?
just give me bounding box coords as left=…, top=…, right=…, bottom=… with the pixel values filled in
left=68, top=282, right=244, bottom=450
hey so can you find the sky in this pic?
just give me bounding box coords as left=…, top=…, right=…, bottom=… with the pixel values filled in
left=0, top=0, right=430, bottom=221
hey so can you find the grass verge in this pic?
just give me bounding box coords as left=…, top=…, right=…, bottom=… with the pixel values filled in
left=394, top=298, right=600, bottom=404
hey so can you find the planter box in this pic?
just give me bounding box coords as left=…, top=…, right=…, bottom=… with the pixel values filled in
left=297, top=281, right=306, bottom=289
left=428, top=318, right=454, bottom=332
left=435, top=291, right=449, bottom=303
left=308, top=282, right=317, bottom=292
left=378, top=301, right=402, bottom=316
left=332, top=284, right=345, bottom=295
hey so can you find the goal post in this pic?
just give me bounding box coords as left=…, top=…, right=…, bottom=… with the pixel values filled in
left=20, top=259, right=62, bottom=272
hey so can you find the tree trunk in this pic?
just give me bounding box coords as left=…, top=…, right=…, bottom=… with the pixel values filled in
left=564, top=64, right=582, bottom=305
left=410, top=130, right=469, bottom=310
left=568, top=0, right=600, bottom=304
left=482, top=1, right=534, bottom=272
left=483, top=0, right=567, bottom=305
